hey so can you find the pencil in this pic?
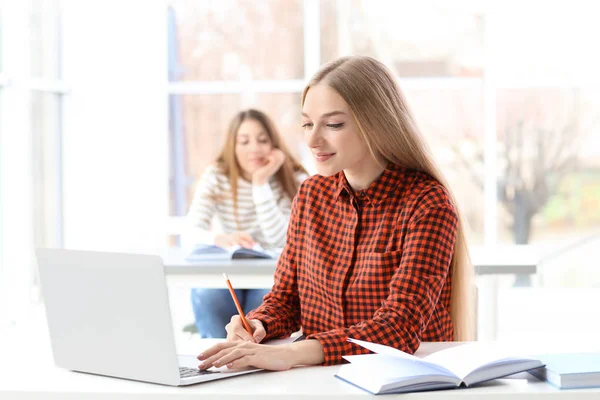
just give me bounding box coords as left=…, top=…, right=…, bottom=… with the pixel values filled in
left=223, top=273, right=254, bottom=336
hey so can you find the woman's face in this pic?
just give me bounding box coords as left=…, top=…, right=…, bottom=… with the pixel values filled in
left=301, top=83, right=372, bottom=177
left=234, top=118, right=274, bottom=179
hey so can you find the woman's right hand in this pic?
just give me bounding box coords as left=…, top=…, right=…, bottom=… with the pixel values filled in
left=214, top=231, right=255, bottom=248
left=226, top=315, right=266, bottom=343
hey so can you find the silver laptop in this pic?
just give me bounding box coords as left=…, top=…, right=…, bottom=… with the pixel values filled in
left=36, top=248, right=260, bottom=386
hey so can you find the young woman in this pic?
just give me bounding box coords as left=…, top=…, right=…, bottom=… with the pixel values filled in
left=186, top=109, right=308, bottom=338
left=197, top=56, right=475, bottom=368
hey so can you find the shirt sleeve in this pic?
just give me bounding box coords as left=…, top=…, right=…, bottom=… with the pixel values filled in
left=183, top=166, right=220, bottom=246
left=252, top=172, right=308, bottom=248
left=246, top=193, right=302, bottom=339
left=307, top=194, right=458, bottom=365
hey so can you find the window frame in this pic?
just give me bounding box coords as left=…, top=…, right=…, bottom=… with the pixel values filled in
left=0, top=0, right=66, bottom=326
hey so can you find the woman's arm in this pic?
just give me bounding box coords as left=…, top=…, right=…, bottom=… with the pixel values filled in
left=198, top=337, right=324, bottom=371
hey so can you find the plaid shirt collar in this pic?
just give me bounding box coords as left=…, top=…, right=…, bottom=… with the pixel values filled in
left=333, top=162, right=411, bottom=206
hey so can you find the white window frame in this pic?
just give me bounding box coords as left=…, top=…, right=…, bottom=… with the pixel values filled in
left=0, top=0, right=66, bottom=326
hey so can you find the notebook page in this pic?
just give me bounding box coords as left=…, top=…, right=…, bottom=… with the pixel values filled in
left=347, top=340, right=458, bottom=378
left=423, top=342, right=523, bottom=379
left=337, top=354, right=461, bottom=393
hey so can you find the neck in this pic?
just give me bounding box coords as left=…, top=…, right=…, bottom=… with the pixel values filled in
left=343, top=158, right=386, bottom=191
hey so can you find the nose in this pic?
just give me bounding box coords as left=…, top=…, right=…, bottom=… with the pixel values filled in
left=305, top=125, right=323, bottom=148
left=248, top=140, right=261, bottom=152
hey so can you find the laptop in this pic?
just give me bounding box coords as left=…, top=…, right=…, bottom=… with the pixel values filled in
left=36, top=248, right=262, bottom=386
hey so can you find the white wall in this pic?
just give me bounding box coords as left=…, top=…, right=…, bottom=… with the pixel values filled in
left=61, top=0, right=169, bottom=254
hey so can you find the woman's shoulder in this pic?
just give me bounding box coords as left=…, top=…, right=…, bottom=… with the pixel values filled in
left=406, top=171, right=454, bottom=212
left=197, top=163, right=228, bottom=187
left=201, top=163, right=222, bottom=176
left=201, top=163, right=228, bottom=178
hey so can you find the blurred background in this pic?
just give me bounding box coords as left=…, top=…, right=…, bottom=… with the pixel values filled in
left=1, top=0, right=599, bottom=345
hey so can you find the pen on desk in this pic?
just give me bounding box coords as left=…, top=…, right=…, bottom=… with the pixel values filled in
left=223, top=273, right=254, bottom=338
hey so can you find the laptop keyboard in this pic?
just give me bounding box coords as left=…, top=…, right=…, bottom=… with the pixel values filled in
left=179, top=367, right=218, bottom=378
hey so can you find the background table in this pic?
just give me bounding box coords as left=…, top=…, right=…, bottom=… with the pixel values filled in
left=163, top=246, right=540, bottom=341
left=163, top=246, right=539, bottom=287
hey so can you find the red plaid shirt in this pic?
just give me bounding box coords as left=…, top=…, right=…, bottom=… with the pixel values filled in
left=247, top=163, right=457, bottom=365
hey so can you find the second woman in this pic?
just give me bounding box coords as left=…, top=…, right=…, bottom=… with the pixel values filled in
left=186, top=109, right=308, bottom=338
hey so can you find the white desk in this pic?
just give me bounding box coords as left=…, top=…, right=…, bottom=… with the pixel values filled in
left=2, top=322, right=598, bottom=400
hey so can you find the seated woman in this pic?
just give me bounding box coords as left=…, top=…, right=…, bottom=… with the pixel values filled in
left=197, top=56, right=475, bottom=369
left=186, top=108, right=308, bottom=338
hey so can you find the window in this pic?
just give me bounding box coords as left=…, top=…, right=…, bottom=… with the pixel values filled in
left=167, top=0, right=487, bottom=244
left=167, top=1, right=600, bottom=288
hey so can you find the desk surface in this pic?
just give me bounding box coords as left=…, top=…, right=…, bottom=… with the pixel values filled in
left=2, top=324, right=599, bottom=400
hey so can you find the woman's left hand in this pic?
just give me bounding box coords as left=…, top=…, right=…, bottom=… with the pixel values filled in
left=252, top=149, right=286, bottom=186
left=197, top=341, right=295, bottom=371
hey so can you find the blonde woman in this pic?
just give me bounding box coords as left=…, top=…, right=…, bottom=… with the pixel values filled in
left=186, top=109, right=308, bottom=338
left=197, top=56, right=474, bottom=368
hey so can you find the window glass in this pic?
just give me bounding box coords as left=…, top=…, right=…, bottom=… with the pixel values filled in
left=494, top=4, right=600, bottom=82
left=320, top=0, right=484, bottom=77
left=168, top=0, right=305, bottom=81
left=496, top=88, right=600, bottom=247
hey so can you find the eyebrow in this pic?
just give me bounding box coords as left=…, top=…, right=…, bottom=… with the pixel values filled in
left=301, top=111, right=347, bottom=119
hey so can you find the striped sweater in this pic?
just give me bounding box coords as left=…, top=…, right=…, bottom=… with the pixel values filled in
left=185, top=164, right=307, bottom=249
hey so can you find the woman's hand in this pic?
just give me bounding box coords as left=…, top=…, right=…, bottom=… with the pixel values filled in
left=252, top=149, right=286, bottom=186
left=214, top=231, right=255, bottom=248
left=226, top=315, right=266, bottom=343
left=197, top=340, right=325, bottom=371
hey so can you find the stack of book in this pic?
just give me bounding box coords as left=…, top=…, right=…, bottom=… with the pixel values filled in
left=529, top=353, right=600, bottom=389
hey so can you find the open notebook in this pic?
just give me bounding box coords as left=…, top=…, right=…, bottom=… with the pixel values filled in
left=336, top=339, right=543, bottom=394
left=185, top=244, right=279, bottom=261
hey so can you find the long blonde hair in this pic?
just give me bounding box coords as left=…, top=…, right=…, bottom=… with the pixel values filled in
left=215, top=109, right=307, bottom=221
left=302, top=56, right=475, bottom=341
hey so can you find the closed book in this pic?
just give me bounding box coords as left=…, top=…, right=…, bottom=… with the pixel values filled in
left=529, top=353, right=600, bottom=389
left=335, top=339, right=543, bottom=395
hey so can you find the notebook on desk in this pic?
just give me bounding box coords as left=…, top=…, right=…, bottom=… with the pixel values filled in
left=336, top=339, right=543, bottom=394
left=36, top=248, right=269, bottom=386
left=185, top=244, right=277, bottom=261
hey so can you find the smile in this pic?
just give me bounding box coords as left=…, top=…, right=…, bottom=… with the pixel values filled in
left=314, top=153, right=335, bottom=162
